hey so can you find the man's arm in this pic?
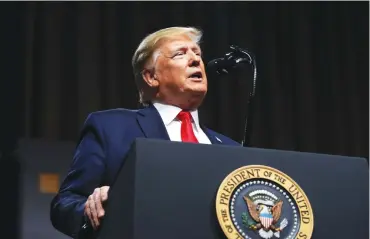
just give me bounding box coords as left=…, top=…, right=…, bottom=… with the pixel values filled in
left=50, top=113, right=106, bottom=238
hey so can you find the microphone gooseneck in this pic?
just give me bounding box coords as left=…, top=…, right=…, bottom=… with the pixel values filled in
left=207, top=45, right=257, bottom=147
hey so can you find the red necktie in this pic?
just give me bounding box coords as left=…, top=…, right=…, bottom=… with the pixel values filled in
left=177, top=111, right=199, bottom=143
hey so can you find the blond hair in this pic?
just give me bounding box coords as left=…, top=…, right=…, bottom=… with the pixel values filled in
left=132, top=26, right=203, bottom=105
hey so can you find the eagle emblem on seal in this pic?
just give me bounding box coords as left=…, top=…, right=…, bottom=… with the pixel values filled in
left=241, top=190, right=288, bottom=239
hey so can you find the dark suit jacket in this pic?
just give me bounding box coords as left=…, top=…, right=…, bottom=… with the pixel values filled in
left=50, top=104, right=240, bottom=238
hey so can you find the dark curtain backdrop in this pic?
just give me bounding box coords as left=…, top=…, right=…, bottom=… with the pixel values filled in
left=15, top=2, right=368, bottom=159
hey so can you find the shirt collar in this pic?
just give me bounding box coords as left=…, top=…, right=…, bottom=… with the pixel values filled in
left=152, top=101, right=201, bottom=130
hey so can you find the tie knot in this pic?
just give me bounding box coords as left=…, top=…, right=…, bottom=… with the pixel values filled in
left=177, top=110, right=192, bottom=122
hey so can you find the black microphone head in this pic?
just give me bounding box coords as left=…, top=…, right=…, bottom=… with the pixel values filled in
left=207, top=45, right=256, bottom=75
left=206, top=58, right=224, bottom=68
left=207, top=57, right=235, bottom=75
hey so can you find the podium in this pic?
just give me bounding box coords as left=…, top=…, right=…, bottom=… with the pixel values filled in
left=97, top=138, right=368, bottom=239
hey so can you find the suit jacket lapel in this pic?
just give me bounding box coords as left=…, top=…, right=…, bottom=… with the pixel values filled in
left=197, top=111, right=223, bottom=145
left=201, top=124, right=223, bottom=145
left=136, top=104, right=170, bottom=140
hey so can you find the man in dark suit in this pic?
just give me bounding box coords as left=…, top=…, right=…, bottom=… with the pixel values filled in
left=50, top=26, right=240, bottom=238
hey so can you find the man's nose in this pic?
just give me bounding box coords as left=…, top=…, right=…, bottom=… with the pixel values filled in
left=189, top=52, right=201, bottom=67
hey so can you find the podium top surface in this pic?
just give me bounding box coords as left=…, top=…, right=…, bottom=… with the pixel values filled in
left=132, top=138, right=368, bottom=172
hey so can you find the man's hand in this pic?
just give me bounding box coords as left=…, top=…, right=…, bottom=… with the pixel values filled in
left=84, top=186, right=110, bottom=230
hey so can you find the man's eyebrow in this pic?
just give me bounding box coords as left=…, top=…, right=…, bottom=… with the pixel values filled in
left=192, top=46, right=201, bottom=52
left=170, top=45, right=202, bottom=53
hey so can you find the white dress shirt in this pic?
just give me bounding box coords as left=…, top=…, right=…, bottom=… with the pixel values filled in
left=153, top=102, right=212, bottom=144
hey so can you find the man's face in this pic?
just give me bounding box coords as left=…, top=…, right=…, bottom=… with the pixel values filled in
left=144, top=34, right=208, bottom=109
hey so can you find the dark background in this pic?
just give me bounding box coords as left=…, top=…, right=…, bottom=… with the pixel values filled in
left=0, top=1, right=368, bottom=238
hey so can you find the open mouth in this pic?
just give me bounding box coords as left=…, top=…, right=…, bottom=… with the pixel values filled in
left=188, top=72, right=203, bottom=81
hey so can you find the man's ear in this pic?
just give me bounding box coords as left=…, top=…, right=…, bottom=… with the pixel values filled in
left=142, top=69, right=159, bottom=88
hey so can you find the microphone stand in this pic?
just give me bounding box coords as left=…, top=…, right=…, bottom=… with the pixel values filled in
left=208, top=45, right=257, bottom=147
left=237, top=47, right=257, bottom=147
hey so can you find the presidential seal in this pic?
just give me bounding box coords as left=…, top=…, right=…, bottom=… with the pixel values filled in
left=216, top=165, right=314, bottom=239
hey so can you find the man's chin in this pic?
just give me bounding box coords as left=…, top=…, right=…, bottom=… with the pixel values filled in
left=185, top=84, right=207, bottom=94
left=185, top=89, right=207, bottom=98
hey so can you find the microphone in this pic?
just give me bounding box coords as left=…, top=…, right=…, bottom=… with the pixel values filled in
left=207, top=45, right=258, bottom=147
left=207, top=45, right=254, bottom=75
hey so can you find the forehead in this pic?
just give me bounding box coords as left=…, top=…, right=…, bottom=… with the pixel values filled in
left=157, top=35, right=201, bottom=51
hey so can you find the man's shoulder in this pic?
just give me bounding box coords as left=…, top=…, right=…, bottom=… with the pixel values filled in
left=88, top=108, right=138, bottom=119
left=83, top=108, right=139, bottom=128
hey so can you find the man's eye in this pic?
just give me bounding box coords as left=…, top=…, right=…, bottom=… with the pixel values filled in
left=174, top=52, right=185, bottom=56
